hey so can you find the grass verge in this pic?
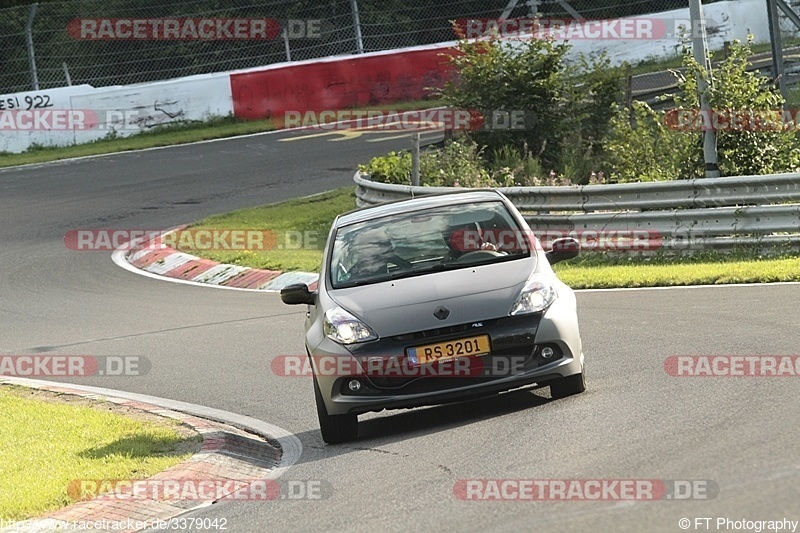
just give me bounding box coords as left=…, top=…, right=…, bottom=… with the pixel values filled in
left=0, top=385, right=200, bottom=521
left=183, top=188, right=356, bottom=272
left=553, top=252, right=800, bottom=289
left=183, top=188, right=800, bottom=288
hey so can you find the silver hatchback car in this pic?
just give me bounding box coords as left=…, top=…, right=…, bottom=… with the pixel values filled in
left=281, top=190, right=585, bottom=443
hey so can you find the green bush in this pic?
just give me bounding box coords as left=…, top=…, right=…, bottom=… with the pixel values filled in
left=435, top=35, right=624, bottom=173
left=689, top=37, right=800, bottom=175
left=419, top=138, right=491, bottom=187
left=603, top=101, right=698, bottom=182
left=357, top=151, right=412, bottom=184
left=603, top=37, right=800, bottom=181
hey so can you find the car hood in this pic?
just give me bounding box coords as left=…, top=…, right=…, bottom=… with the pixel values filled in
left=329, top=258, right=535, bottom=337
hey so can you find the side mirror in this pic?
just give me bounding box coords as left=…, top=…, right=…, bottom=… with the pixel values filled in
left=280, top=284, right=316, bottom=305
left=545, top=237, right=580, bottom=265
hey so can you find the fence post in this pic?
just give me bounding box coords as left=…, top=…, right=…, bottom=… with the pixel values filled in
left=625, top=63, right=633, bottom=127
left=350, top=0, right=364, bottom=54
left=689, top=0, right=720, bottom=178
left=283, top=28, right=292, bottom=62
left=62, top=63, right=72, bottom=86
left=26, top=3, right=39, bottom=91
left=766, top=0, right=788, bottom=105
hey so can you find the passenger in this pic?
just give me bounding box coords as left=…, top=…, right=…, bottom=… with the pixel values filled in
left=347, top=228, right=411, bottom=280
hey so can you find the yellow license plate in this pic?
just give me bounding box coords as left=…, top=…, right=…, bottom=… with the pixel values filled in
left=407, top=335, right=491, bottom=365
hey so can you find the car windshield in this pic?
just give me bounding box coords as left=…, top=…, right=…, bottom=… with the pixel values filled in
left=329, top=200, right=532, bottom=289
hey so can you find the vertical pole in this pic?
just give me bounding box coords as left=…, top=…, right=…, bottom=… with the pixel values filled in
left=625, top=63, right=633, bottom=127
left=350, top=0, right=364, bottom=54
left=411, top=132, right=420, bottom=186
left=26, top=3, right=39, bottom=91
left=767, top=0, right=788, bottom=105
left=62, top=63, right=72, bottom=86
left=689, top=0, right=719, bottom=178
left=283, top=28, right=292, bottom=62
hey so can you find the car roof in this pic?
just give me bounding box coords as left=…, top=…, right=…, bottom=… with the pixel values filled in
left=336, top=189, right=508, bottom=227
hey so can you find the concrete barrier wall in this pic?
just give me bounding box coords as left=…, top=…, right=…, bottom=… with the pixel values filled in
left=0, top=84, right=94, bottom=153
left=0, top=73, right=233, bottom=154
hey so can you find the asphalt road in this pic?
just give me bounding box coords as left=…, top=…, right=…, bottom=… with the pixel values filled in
left=1, top=128, right=799, bottom=532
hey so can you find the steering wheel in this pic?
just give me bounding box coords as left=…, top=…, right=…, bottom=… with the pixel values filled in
left=454, top=250, right=505, bottom=263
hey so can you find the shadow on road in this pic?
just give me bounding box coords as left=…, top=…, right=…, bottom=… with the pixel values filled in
left=289, top=386, right=559, bottom=466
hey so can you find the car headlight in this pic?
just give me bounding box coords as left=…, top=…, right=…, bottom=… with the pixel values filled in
left=324, top=307, right=378, bottom=344
left=510, top=274, right=556, bottom=315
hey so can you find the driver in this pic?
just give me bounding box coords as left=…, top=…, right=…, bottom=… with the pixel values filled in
left=442, top=225, right=498, bottom=262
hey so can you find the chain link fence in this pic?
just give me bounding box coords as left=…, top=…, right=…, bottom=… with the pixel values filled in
left=1, top=0, right=714, bottom=95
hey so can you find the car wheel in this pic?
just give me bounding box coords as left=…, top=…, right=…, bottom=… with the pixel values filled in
left=314, top=375, right=358, bottom=444
left=550, top=371, right=586, bottom=399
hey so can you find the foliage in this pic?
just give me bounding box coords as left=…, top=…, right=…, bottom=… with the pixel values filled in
left=435, top=35, right=625, bottom=177
left=603, top=37, right=800, bottom=181
left=681, top=37, right=800, bottom=176
left=602, top=101, right=698, bottom=182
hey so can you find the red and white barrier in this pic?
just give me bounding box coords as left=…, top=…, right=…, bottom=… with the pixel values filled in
left=230, top=43, right=457, bottom=121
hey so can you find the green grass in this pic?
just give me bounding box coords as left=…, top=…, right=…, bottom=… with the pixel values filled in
left=184, top=188, right=357, bottom=272
left=0, top=99, right=446, bottom=169
left=184, top=188, right=800, bottom=288
left=0, top=386, right=198, bottom=521
left=553, top=254, right=800, bottom=289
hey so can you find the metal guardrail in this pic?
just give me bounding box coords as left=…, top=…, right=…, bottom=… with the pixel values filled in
left=354, top=172, right=800, bottom=251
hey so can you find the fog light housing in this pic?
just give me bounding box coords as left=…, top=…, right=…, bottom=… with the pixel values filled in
left=536, top=343, right=562, bottom=362
left=348, top=379, right=362, bottom=392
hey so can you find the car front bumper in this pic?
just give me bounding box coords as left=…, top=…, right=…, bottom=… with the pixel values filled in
left=309, top=298, right=583, bottom=416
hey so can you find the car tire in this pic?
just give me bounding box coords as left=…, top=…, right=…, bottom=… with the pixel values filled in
left=550, top=371, right=586, bottom=399
left=314, top=375, right=358, bottom=444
